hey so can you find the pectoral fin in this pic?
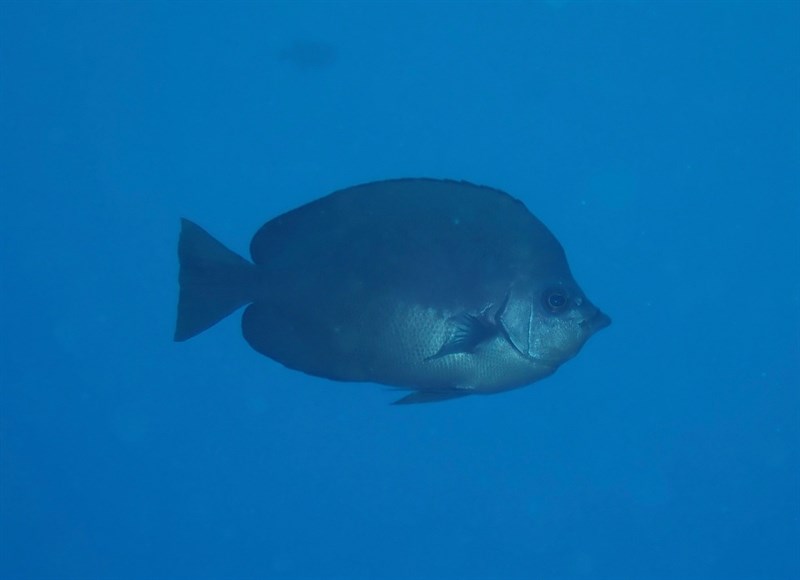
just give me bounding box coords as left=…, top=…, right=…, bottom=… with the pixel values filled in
left=425, top=293, right=513, bottom=361
left=425, top=312, right=497, bottom=360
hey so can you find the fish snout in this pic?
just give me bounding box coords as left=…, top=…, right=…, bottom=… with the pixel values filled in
left=580, top=308, right=611, bottom=333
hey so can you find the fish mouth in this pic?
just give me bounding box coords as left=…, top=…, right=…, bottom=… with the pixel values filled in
left=581, top=309, right=611, bottom=333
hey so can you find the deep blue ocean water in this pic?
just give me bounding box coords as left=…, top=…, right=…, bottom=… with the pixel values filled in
left=1, top=2, right=798, bottom=579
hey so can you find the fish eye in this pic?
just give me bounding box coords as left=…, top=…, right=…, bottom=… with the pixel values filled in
left=543, top=289, right=569, bottom=313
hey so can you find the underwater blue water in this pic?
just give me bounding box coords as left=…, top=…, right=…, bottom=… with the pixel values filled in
left=1, top=1, right=798, bottom=578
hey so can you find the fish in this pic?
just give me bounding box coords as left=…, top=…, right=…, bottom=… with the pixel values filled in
left=175, top=178, right=610, bottom=404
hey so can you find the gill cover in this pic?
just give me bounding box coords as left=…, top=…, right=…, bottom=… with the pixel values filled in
left=498, top=287, right=536, bottom=360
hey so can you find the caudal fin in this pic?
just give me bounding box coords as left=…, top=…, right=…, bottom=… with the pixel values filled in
left=175, top=218, right=258, bottom=341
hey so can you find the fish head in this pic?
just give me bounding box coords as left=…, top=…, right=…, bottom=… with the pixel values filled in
left=499, top=274, right=610, bottom=375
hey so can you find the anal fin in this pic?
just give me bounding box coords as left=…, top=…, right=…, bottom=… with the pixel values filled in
left=392, top=390, right=472, bottom=405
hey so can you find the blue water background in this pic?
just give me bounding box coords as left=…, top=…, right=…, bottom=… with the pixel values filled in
left=1, top=2, right=798, bottom=578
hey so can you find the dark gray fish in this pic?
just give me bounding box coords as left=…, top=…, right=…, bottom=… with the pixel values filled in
left=175, top=178, right=610, bottom=404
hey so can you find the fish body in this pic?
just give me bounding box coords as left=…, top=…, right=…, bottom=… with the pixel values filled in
left=176, top=178, right=610, bottom=403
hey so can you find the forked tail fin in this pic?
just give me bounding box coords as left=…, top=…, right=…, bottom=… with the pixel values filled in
left=175, top=218, right=258, bottom=341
